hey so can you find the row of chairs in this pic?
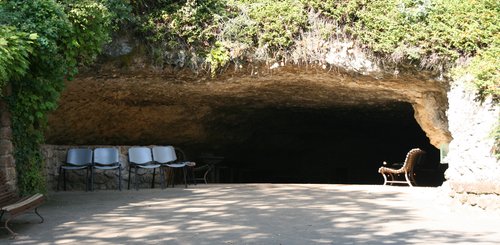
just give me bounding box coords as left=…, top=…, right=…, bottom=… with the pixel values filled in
left=57, top=146, right=189, bottom=191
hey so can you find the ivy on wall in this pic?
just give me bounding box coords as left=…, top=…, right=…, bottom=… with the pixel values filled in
left=0, top=0, right=118, bottom=195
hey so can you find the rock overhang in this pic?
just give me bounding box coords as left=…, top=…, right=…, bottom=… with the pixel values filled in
left=45, top=64, right=451, bottom=148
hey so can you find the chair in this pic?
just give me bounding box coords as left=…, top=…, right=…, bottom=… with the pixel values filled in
left=378, top=148, right=426, bottom=187
left=191, top=153, right=224, bottom=184
left=128, top=147, right=164, bottom=190
left=172, top=148, right=203, bottom=185
left=58, top=148, right=93, bottom=191
left=189, top=164, right=214, bottom=184
left=92, top=147, right=122, bottom=191
left=152, top=146, right=187, bottom=188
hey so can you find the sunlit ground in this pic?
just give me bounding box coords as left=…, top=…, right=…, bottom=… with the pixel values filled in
left=3, top=184, right=500, bottom=244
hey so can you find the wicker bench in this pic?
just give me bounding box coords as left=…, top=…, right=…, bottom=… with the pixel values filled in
left=0, top=173, right=45, bottom=238
left=378, top=148, right=426, bottom=187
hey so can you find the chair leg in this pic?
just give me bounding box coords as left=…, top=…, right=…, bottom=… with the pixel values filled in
left=127, top=166, right=132, bottom=190
left=183, top=167, right=187, bottom=188
left=169, top=168, right=174, bottom=187
left=34, top=208, right=44, bottom=223
left=410, top=172, right=417, bottom=186
left=171, top=168, right=176, bottom=187
left=57, top=167, right=62, bottom=191
left=87, top=167, right=91, bottom=192
left=165, top=168, right=172, bottom=187
left=388, top=174, right=395, bottom=185
left=160, top=167, right=165, bottom=189
left=203, top=166, right=213, bottom=184
left=118, top=167, right=122, bottom=191
left=152, top=168, right=156, bottom=189
left=166, top=167, right=171, bottom=188
left=5, top=216, right=17, bottom=239
left=405, top=172, right=414, bottom=187
left=91, top=167, right=95, bottom=191
left=3, top=208, right=44, bottom=239
left=381, top=173, right=388, bottom=185
left=189, top=167, right=197, bottom=185
left=134, top=166, right=139, bottom=191
left=63, top=169, right=67, bottom=191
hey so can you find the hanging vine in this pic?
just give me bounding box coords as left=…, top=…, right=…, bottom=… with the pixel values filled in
left=0, top=0, right=116, bottom=194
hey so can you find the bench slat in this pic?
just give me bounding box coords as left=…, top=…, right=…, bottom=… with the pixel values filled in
left=2, top=194, right=44, bottom=212
left=4, top=196, right=45, bottom=217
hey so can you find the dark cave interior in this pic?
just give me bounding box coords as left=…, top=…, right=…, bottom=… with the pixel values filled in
left=186, top=102, right=446, bottom=186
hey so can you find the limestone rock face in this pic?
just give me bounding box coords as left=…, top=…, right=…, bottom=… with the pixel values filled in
left=46, top=65, right=451, bottom=150
left=443, top=76, right=500, bottom=210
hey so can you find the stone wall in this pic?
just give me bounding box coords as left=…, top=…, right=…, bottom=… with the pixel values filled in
left=443, top=76, right=500, bottom=210
left=0, top=96, right=17, bottom=192
left=42, top=145, right=185, bottom=191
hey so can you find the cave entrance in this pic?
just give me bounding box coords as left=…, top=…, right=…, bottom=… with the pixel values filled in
left=196, top=102, right=445, bottom=186
left=45, top=72, right=450, bottom=187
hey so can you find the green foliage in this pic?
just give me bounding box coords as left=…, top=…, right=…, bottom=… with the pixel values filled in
left=220, top=1, right=257, bottom=47
left=452, top=46, right=499, bottom=101
left=300, top=0, right=365, bottom=23
left=63, top=0, right=113, bottom=66
left=8, top=77, right=61, bottom=194
left=0, top=0, right=112, bottom=194
left=141, top=0, right=308, bottom=72
left=245, top=0, right=307, bottom=49
left=102, top=0, right=134, bottom=30
left=206, top=41, right=230, bottom=77
left=304, top=0, right=499, bottom=65
left=302, top=0, right=499, bottom=98
left=0, top=26, right=37, bottom=89
left=140, top=0, right=226, bottom=48
left=137, top=0, right=227, bottom=68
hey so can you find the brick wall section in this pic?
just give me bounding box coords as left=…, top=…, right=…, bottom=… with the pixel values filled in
left=0, top=97, right=17, bottom=193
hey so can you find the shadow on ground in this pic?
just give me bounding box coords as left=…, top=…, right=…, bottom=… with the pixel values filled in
left=1, top=184, right=499, bottom=244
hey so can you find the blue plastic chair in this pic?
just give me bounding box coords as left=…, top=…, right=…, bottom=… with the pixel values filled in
left=58, top=148, right=93, bottom=191
left=93, top=147, right=122, bottom=191
left=128, top=147, right=164, bottom=190
left=152, top=146, right=187, bottom=188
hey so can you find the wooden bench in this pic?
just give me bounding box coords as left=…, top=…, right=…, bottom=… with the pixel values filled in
left=0, top=173, right=45, bottom=238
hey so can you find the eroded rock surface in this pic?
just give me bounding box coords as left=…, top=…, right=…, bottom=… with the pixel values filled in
left=443, top=76, right=500, bottom=210
left=46, top=65, right=451, bottom=150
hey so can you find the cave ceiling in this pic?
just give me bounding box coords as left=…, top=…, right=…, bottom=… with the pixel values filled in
left=45, top=65, right=451, bottom=147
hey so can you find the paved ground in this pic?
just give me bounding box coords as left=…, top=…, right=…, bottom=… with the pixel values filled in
left=2, top=184, right=500, bottom=244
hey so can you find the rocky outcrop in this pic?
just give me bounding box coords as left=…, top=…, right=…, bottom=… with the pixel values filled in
left=443, top=75, right=499, bottom=210
left=46, top=64, right=452, bottom=149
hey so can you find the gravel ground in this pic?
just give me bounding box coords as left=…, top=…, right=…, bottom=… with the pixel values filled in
left=2, top=184, right=499, bottom=244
